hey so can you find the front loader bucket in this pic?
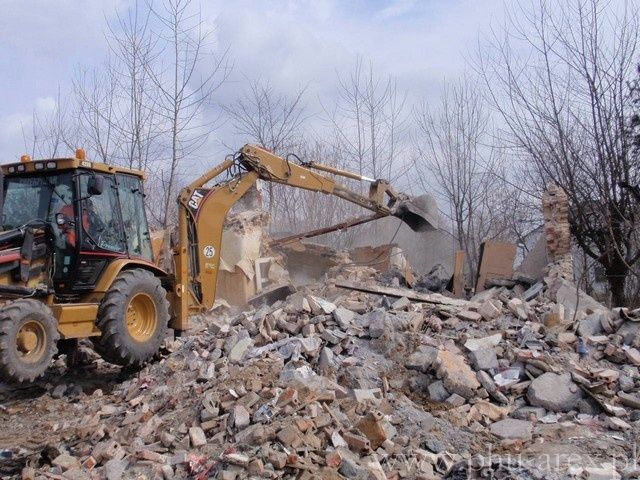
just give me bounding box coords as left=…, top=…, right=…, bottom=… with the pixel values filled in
left=394, top=194, right=438, bottom=232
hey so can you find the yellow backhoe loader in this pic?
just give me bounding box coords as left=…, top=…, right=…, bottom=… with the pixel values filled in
left=0, top=145, right=437, bottom=383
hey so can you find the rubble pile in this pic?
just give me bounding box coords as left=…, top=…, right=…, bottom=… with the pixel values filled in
left=3, top=268, right=640, bottom=480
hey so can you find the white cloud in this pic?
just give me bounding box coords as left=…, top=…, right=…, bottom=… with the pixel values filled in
left=0, top=95, right=59, bottom=156
left=0, top=0, right=508, bottom=162
left=376, top=0, right=418, bottom=20
left=34, top=96, right=57, bottom=114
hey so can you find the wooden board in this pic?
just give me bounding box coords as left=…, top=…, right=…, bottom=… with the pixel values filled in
left=452, top=250, right=465, bottom=298
left=475, top=241, right=517, bottom=292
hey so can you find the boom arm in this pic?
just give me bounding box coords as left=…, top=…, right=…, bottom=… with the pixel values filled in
left=171, top=144, right=436, bottom=330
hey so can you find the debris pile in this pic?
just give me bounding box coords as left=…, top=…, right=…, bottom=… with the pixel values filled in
left=276, top=241, right=415, bottom=288
left=3, top=266, right=640, bottom=479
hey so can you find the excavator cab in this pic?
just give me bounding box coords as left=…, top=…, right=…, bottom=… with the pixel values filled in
left=0, top=152, right=170, bottom=384
left=1, top=160, right=153, bottom=296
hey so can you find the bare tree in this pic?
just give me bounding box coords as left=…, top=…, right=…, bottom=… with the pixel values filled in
left=106, top=3, right=161, bottom=171
left=325, top=58, right=410, bottom=183
left=414, top=79, right=515, bottom=280
left=316, top=59, right=412, bottom=248
left=70, top=3, right=165, bottom=225
left=21, top=88, right=74, bottom=160
left=223, top=79, right=307, bottom=216
left=477, top=0, right=640, bottom=306
left=147, top=0, right=231, bottom=227
left=224, top=79, right=307, bottom=155
left=25, top=1, right=230, bottom=230
left=72, top=5, right=159, bottom=167
left=72, top=64, right=118, bottom=163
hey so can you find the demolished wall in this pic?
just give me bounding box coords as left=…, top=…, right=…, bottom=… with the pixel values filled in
left=350, top=216, right=455, bottom=276
left=542, top=184, right=574, bottom=280
left=216, top=210, right=290, bottom=306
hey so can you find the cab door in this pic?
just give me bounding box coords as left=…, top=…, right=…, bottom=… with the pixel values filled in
left=72, top=173, right=127, bottom=292
left=116, top=174, right=153, bottom=261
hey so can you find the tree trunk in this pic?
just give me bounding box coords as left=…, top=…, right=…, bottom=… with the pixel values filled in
left=605, top=257, right=628, bottom=308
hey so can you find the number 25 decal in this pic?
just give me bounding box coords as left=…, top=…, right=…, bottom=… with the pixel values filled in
left=203, top=245, right=215, bottom=258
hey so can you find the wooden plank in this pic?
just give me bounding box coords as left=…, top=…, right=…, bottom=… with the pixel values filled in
left=335, top=280, right=470, bottom=308
left=475, top=241, right=517, bottom=292
left=452, top=250, right=465, bottom=298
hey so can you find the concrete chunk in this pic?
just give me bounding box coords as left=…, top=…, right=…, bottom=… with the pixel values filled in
left=52, top=453, right=80, bottom=471
left=309, top=296, right=337, bottom=314
left=189, top=427, right=207, bottom=447
left=104, top=459, right=128, bottom=480
left=469, top=349, right=499, bottom=371
left=604, top=416, right=631, bottom=431
left=228, top=337, right=254, bottom=364
left=464, top=334, right=502, bottom=352
left=457, top=310, right=482, bottom=322
left=427, top=380, right=449, bottom=402
left=392, top=296, right=411, bottom=310
left=577, top=312, right=605, bottom=337
left=512, top=406, right=546, bottom=421
left=583, top=465, right=621, bottom=480
left=231, top=405, right=251, bottom=429
left=490, top=418, right=532, bottom=441
left=617, top=391, right=640, bottom=409
left=476, top=370, right=508, bottom=404
left=479, top=299, right=502, bottom=320
left=332, top=307, right=355, bottom=328
left=445, top=393, right=466, bottom=407
left=507, top=298, right=528, bottom=320
left=437, top=350, right=480, bottom=399
left=527, top=372, right=584, bottom=412
left=366, top=310, right=388, bottom=338
left=404, top=346, right=438, bottom=373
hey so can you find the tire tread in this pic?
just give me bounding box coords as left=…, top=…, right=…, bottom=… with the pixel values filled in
left=91, top=269, right=170, bottom=367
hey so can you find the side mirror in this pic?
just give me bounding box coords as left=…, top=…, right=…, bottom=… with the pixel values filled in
left=87, top=176, right=104, bottom=196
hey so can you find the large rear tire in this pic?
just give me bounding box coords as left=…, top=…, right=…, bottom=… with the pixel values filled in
left=0, top=300, right=59, bottom=383
left=92, top=269, right=170, bottom=367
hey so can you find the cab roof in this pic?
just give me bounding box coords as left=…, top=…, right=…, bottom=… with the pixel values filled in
left=1, top=155, right=146, bottom=179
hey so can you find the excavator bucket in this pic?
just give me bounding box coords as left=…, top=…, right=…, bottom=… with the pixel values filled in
left=394, top=194, right=438, bottom=232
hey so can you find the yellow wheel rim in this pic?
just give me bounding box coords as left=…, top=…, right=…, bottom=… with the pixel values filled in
left=16, top=320, right=47, bottom=364
left=126, top=293, right=157, bottom=342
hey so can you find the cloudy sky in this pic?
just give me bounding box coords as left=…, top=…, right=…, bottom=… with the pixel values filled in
left=0, top=0, right=507, bottom=165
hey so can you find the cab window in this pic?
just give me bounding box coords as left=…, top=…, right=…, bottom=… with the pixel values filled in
left=117, top=174, right=153, bottom=260
left=3, top=174, right=72, bottom=231
left=78, top=174, right=125, bottom=253
left=3, top=174, right=75, bottom=279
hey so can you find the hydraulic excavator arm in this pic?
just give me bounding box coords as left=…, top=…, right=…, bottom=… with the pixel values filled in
left=172, top=144, right=437, bottom=330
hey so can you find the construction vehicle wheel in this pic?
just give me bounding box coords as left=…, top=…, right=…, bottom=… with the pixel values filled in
left=92, top=269, right=170, bottom=367
left=0, top=300, right=59, bottom=383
